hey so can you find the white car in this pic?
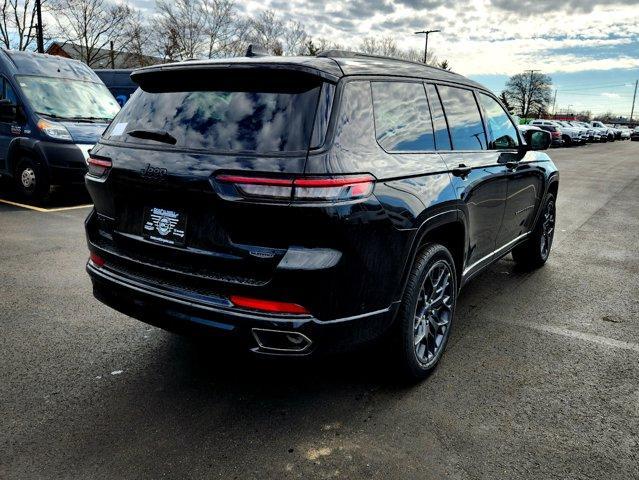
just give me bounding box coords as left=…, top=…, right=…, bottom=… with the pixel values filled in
left=616, top=126, right=631, bottom=140
left=556, top=121, right=588, bottom=143
left=590, top=121, right=615, bottom=142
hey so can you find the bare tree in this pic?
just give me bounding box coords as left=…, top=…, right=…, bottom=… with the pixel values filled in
left=121, top=10, right=155, bottom=67
left=358, top=36, right=444, bottom=65
left=281, top=20, right=307, bottom=56
left=246, top=10, right=285, bottom=55
left=499, top=91, right=513, bottom=113
left=503, top=71, right=553, bottom=118
left=0, top=0, right=44, bottom=50
left=154, top=0, right=207, bottom=59
left=202, top=0, right=239, bottom=58
left=52, top=0, right=131, bottom=67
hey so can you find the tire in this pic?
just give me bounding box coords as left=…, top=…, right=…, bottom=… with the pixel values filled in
left=14, top=157, right=50, bottom=201
left=562, top=135, right=572, bottom=146
left=391, top=243, right=457, bottom=381
left=512, top=194, right=556, bottom=270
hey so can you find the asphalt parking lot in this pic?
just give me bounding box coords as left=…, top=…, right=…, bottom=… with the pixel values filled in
left=1, top=141, right=638, bottom=479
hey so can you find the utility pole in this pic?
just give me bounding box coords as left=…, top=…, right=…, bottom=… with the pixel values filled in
left=110, top=41, right=115, bottom=69
left=35, top=0, right=44, bottom=53
left=551, top=89, right=557, bottom=117
left=414, top=29, right=440, bottom=64
left=630, top=79, right=638, bottom=122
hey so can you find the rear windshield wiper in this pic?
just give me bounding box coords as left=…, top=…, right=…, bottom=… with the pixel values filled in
left=126, top=129, right=177, bottom=145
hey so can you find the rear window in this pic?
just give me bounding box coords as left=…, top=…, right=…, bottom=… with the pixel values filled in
left=103, top=72, right=330, bottom=154
left=371, top=81, right=435, bottom=152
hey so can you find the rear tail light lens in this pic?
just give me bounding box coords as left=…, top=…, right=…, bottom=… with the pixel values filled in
left=230, top=295, right=309, bottom=315
left=89, top=252, right=105, bottom=267
left=87, top=156, right=112, bottom=177
left=293, top=176, right=374, bottom=201
left=215, top=174, right=375, bottom=203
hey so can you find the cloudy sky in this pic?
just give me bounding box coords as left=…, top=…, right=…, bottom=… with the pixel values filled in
left=134, top=0, right=639, bottom=116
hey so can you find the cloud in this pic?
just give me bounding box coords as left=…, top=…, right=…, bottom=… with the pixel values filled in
left=601, top=92, right=621, bottom=98
left=490, top=0, right=639, bottom=15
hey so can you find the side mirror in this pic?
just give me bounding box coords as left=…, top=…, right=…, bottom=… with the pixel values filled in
left=524, top=129, right=551, bottom=151
left=0, top=99, right=17, bottom=122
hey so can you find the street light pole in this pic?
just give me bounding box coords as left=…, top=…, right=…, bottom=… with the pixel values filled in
left=414, top=29, right=440, bottom=64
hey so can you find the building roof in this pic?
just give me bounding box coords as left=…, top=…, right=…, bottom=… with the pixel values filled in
left=131, top=51, right=484, bottom=90
left=46, top=41, right=160, bottom=69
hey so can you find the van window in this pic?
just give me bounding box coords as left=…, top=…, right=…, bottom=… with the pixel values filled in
left=371, top=81, right=434, bottom=152
left=424, top=84, right=451, bottom=150
left=105, top=73, right=325, bottom=153
left=478, top=93, right=519, bottom=149
left=437, top=85, right=487, bottom=150
left=2, top=79, right=17, bottom=104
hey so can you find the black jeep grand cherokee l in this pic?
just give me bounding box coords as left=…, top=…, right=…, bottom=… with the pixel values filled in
left=85, top=52, right=558, bottom=380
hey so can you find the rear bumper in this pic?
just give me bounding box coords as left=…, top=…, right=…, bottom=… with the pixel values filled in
left=87, top=261, right=398, bottom=355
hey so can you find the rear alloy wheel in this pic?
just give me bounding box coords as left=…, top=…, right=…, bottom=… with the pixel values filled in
left=393, top=243, right=457, bottom=381
left=14, top=158, right=50, bottom=201
left=512, top=194, right=556, bottom=270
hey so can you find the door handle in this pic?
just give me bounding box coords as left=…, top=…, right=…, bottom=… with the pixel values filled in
left=452, top=164, right=471, bottom=177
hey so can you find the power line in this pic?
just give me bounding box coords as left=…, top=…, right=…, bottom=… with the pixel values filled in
left=557, top=83, right=630, bottom=92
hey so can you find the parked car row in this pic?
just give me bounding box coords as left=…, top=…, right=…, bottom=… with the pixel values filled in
left=524, top=119, right=634, bottom=147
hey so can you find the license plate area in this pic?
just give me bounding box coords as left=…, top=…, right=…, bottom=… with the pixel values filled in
left=142, top=207, right=187, bottom=247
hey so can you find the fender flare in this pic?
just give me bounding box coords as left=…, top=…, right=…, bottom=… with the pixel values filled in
left=393, top=208, right=466, bottom=303
left=530, top=171, right=559, bottom=228
left=6, top=138, right=47, bottom=177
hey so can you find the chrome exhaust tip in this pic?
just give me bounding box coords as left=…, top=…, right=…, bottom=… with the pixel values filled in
left=251, top=328, right=312, bottom=353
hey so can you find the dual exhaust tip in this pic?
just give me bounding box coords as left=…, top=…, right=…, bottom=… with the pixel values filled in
left=252, top=328, right=312, bottom=354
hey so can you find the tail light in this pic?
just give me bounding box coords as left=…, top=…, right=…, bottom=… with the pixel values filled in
left=87, top=156, right=112, bottom=177
left=230, top=295, right=309, bottom=315
left=89, top=252, right=105, bottom=267
left=215, top=174, right=375, bottom=203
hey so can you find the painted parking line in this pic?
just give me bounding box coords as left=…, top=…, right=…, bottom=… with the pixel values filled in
left=0, top=197, right=92, bottom=212
left=497, top=318, right=639, bottom=354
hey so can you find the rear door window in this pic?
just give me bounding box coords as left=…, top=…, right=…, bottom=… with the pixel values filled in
left=424, top=84, right=451, bottom=150
left=371, top=81, right=434, bottom=152
left=478, top=93, right=519, bottom=149
left=104, top=73, right=327, bottom=154
left=437, top=85, right=487, bottom=150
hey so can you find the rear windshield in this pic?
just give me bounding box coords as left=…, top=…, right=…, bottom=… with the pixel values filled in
left=103, top=72, right=328, bottom=154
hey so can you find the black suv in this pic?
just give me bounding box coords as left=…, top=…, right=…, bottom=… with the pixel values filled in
left=85, top=52, right=558, bottom=379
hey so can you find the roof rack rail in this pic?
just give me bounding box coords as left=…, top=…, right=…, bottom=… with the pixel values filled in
left=317, top=49, right=461, bottom=76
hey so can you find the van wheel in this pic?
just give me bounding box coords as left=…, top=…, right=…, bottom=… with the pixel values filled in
left=392, top=243, right=457, bottom=381
left=512, top=194, right=555, bottom=270
left=15, top=158, right=50, bottom=201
